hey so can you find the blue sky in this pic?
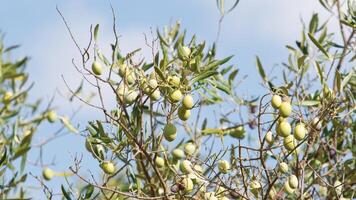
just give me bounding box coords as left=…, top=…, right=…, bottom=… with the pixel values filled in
left=0, top=0, right=334, bottom=198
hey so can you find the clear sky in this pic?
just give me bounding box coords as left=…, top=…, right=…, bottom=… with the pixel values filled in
left=0, top=0, right=333, bottom=198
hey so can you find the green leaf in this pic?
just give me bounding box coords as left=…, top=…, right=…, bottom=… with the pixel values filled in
left=228, top=69, right=239, bottom=85
left=341, top=71, right=354, bottom=91
left=256, top=56, right=267, bottom=82
left=309, top=13, right=318, bottom=34
left=84, top=184, right=94, bottom=199
left=154, top=67, right=165, bottom=81
left=11, top=145, right=30, bottom=161
left=335, top=70, right=341, bottom=93
left=218, top=0, right=225, bottom=15
left=61, top=185, right=72, bottom=200
left=142, top=62, right=154, bottom=71
left=157, top=29, right=169, bottom=46
left=308, top=33, right=329, bottom=58
left=314, top=61, right=324, bottom=84
left=191, top=71, right=218, bottom=84
left=94, top=24, right=99, bottom=41
left=0, top=148, right=7, bottom=166
left=300, top=100, right=320, bottom=107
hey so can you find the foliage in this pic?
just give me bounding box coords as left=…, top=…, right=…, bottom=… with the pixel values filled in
left=0, top=38, right=57, bottom=198
left=1, top=0, right=356, bottom=199
left=53, top=0, right=356, bottom=198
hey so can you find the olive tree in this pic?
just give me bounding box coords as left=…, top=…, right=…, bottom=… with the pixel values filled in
left=0, top=37, right=62, bottom=198
left=44, top=0, right=356, bottom=199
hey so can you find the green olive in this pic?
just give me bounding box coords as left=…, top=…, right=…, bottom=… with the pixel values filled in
left=294, top=123, right=306, bottom=140
left=181, top=177, right=194, bottom=192
left=182, top=46, right=191, bottom=58
left=150, top=90, right=161, bottom=101
left=92, top=61, right=103, bottom=75
left=180, top=160, right=193, bottom=174
left=178, top=106, right=191, bottom=121
left=47, top=110, right=57, bottom=123
left=284, top=180, right=295, bottom=194
left=230, top=126, right=245, bottom=139
left=42, top=167, right=54, bottom=181
left=3, top=91, right=13, bottom=103
left=279, top=102, right=292, bottom=117
left=155, top=156, right=165, bottom=168
left=184, top=143, right=196, bottom=156
left=217, top=160, right=230, bottom=174
left=284, top=135, right=296, bottom=151
left=288, top=175, right=298, bottom=189
left=163, top=123, right=177, bottom=142
left=100, top=161, right=116, bottom=174
left=278, top=121, right=291, bottom=137
left=271, top=95, right=282, bottom=109
left=182, top=95, right=194, bottom=109
left=265, top=131, right=274, bottom=144
left=170, top=90, right=183, bottom=103
left=172, top=149, right=185, bottom=160
left=279, top=162, right=289, bottom=174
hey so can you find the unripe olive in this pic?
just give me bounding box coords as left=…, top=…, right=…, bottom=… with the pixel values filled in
left=193, top=164, right=203, bottom=174
left=334, top=180, right=342, bottom=196
left=312, top=117, right=322, bottom=130
left=116, top=83, right=129, bottom=97
left=47, top=110, right=57, bottom=123
left=265, top=131, right=274, bottom=144
left=170, top=90, right=183, bottom=103
left=180, top=160, right=193, bottom=174
left=124, top=90, right=138, bottom=104
left=284, top=135, right=296, bottom=151
left=279, top=162, right=289, bottom=174
left=178, top=107, right=191, bottom=121
left=3, top=91, right=13, bottom=103
left=250, top=180, right=262, bottom=197
left=172, top=149, right=185, bottom=160
left=187, top=173, right=200, bottom=184
left=23, top=130, right=32, bottom=137
left=118, top=63, right=128, bottom=77
left=294, top=123, right=306, bottom=140
left=288, top=175, right=298, bottom=189
left=319, top=185, right=327, bottom=197
left=92, top=61, right=103, bottom=75
left=142, top=83, right=151, bottom=94
left=182, top=46, right=191, bottom=58
left=126, top=73, right=136, bottom=85
left=100, top=161, right=116, bottom=175
left=181, top=177, right=194, bottom=192
left=217, top=160, right=230, bottom=174
left=278, top=116, right=286, bottom=123
left=169, top=76, right=181, bottom=86
left=278, top=121, right=291, bottom=137
left=150, top=90, right=161, bottom=101
left=271, top=95, right=282, bottom=109
left=250, top=180, right=261, bottom=189
left=279, top=102, right=292, bottom=117
left=148, top=79, right=158, bottom=89
left=182, top=95, right=194, bottom=109
left=230, top=126, right=245, bottom=139
left=184, top=142, right=196, bottom=156
left=268, top=187, right=277, bottom=199
left=284, top=180, right=295, bottom=194
left=42, top=167, right=54, bottom=181
left=163, top=123, right=177, bottom=142
left=155, top=156, right=165, bottom=168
